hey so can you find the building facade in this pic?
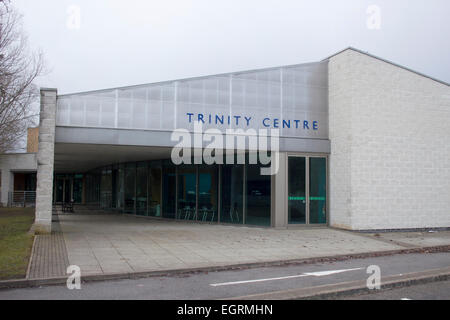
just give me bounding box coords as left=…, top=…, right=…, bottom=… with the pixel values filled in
left=1, top=47, right=449, bottom=232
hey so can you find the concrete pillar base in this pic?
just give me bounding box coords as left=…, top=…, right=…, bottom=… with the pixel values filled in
left=30, top=221, right=52, bottom=234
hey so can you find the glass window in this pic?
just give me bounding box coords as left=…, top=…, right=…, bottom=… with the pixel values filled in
left=162, top=160, right=176, bottom=219
left=288, top=157, right=306, bottom=224
left=136, top=162, right=148, bottom=215
left=113, top=165, right=124, bottom=210
left=72, top=174, right=83, bottom=204
left=245, top=163, right=271, bottom=226
left=177, top=165, right=197, bottom=220
left=54, top=177, right=64, bottom=203
left=111, top=167, right=117, bottom=209
left=100, top=168, right=112, bottom=208
left=85, top=171, right=100, bottom=204
left=25, top=173, right=37, bottom=192
left=148, top=161, right=162, bottom=217
left=124, top=163, right=136, bottom=214
left=198, top=165, right=218, bottom=222
left=220, top=164, right=244, bottom=224
left=309, top=157, right=327, bottom=224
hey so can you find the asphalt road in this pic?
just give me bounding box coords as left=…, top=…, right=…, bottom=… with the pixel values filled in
left=337, top=280, right=450, bottom=300
left=0, top=252, right=449, bottom=300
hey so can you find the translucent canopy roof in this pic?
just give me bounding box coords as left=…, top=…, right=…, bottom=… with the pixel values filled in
left=56, top=61, right=328, bottom=139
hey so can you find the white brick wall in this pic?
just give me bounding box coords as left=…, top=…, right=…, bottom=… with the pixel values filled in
left=329, top=49, right=450, bottom=230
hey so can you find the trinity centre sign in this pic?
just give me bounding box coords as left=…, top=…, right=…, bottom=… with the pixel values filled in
left=186, top=113, right=320, bottom=131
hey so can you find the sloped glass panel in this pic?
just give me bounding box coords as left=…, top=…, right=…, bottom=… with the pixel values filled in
left=55, top=61, right=328, bottom=140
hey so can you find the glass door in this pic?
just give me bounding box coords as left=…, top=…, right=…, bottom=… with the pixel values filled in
left=309, top=157, right=327, bottom=224
left=54, top=176, right=72, bottom=203
left=55, top=178, right=64, bottom=203
left=245, top=163, right=271, bottom=226
left=288, top=157, right=306, bottom=224
left=288, top=156, right=327, bottom=225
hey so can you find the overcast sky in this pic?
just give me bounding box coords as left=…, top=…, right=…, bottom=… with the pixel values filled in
left=14, top=0, right=450, bottom=95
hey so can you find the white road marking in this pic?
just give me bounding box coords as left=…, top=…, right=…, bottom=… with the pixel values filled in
left=210, top=274, right=309, bottom=287
left=210, top=267, right=364, bottom=287
left=303, top=268, right=363, bottom=277
left=401, top=298, right=412, bottom=300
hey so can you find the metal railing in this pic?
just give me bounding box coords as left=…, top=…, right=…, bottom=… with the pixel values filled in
left=8, top=191, right=36, bottom=207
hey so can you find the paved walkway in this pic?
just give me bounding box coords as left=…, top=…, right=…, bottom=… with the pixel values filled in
left=56, top=214, right=412, bottom=276
left=28, top=213, right=450, bottom=279
left=27, top=220, right=69, bottom=279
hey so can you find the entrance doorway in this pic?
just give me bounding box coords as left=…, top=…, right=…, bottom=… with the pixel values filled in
left=288, top=156, right=327, bottom=225
left=54, top=174, right=84, bottom=204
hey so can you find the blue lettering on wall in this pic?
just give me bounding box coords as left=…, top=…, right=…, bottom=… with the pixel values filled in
left=185, top=113, right=319, bottom=131
left=273, top=118, right=279, bottom=128
left=313, top=121, right=318, bottom=130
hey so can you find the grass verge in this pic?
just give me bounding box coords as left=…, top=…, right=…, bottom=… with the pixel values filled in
left=0, top=207, right=35, bottom=280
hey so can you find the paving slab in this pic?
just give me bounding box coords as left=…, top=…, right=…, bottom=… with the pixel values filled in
left=55, top=213, right=416, bottom=277
left=23, top=212, right=449, bottom=282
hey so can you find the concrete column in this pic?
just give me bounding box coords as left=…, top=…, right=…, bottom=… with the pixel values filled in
left=272, top=152, right=288, bottom=228
left=0, top=169, right=13, bottom=207
left=32, top=88, right=57, bottom=234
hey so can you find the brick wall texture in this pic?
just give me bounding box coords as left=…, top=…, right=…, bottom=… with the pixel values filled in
left=27, top=127, right=39, bottom=153
left=328, top=49, right=450, bottom=230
